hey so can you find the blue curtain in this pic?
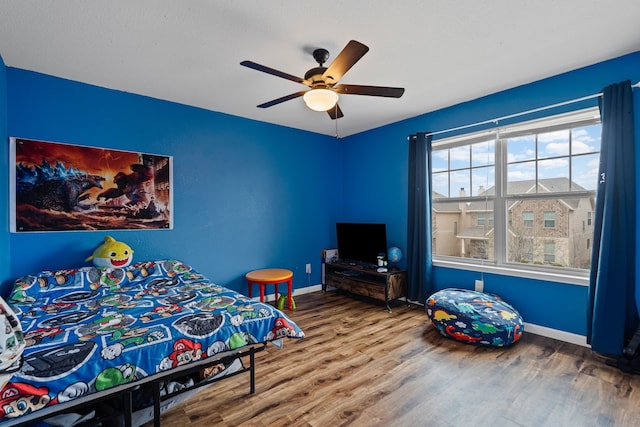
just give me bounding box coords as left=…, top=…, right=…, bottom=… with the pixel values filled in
left=587, top=80, right=638, bottom=357
left=407, top=132, right=433, bottom=303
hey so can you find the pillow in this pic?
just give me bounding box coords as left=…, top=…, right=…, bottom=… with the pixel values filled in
left=426, top=288, right=524, bottom=347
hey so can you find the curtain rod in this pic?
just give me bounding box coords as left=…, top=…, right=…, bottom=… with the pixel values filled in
left=419, top=80, right=640, bottom=139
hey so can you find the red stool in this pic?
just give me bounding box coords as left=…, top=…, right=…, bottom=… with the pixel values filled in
left=246, top=268, right=294, bottom=310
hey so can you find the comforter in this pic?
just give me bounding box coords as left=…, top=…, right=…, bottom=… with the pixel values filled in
left=0, top=260, right=304, bottom=423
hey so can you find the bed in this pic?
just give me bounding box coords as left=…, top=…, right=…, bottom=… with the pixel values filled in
left=0, top=259, right=304, bottom=426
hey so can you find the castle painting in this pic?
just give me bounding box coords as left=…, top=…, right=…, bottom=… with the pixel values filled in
left=10, top=138, right=173, bottom=232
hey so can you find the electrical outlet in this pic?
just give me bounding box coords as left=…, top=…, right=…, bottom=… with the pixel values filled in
left=475, top=280, right=484, bottom=293
left=305, top=263, right=311, bottom=274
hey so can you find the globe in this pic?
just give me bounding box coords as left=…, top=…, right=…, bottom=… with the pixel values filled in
left=388, top=246, right=402, bottom=263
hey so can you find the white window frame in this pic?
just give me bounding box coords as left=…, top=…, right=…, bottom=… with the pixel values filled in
left=523, top=211, right=534, bottom=228
left=544, top=241, right=556, bottom=263
left=431, top=108, right=601, bottom=286
left=477, top=211, right=494, bottom=226
left=522, top=238, right=534, bottom=261
left=543, top=211, right=556, bottom=228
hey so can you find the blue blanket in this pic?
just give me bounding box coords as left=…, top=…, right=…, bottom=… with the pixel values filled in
left=1, top=260, right=304, bottom=422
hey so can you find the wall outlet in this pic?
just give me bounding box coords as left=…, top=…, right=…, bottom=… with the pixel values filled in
left=475, top=279, right=484, bottom=293
left=305, top=263, right=311, bottom=274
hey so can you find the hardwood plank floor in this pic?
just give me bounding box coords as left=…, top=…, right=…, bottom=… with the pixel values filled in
left=151, top=291, right=640, bottom=427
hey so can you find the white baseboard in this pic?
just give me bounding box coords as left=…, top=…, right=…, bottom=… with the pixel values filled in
left=395, top=296, right=590, bottom=348
left=253, top=284, right=323, bottom=303
left=255, top=286, right=590, bottom=348
left=523, top=322, right=589, bottom=347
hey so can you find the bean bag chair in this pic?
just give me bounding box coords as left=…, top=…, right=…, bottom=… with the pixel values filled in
left=426, top=288, right=524, bottom=347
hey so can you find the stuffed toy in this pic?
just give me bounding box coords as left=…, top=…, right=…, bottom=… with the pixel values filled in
left=86, top=236, right=134, bottom=268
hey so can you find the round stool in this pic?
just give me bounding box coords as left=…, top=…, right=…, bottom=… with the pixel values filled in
left=246, top=268, right=294, bottom=310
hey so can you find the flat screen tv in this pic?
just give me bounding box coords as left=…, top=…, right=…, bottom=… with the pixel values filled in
left=336, top=222, right=387, bottom=265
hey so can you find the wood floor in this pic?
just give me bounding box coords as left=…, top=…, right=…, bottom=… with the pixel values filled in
left=152, top=291, right=640, bottom=427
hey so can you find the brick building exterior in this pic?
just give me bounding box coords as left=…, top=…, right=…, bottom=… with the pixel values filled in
left=432, top=178, right=595, bottom=269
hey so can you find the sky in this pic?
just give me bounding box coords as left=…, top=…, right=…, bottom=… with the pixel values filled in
left=432, top=123, right=601, bottom=197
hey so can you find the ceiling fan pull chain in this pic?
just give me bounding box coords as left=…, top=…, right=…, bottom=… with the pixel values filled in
left=335, top=104, right=340, bottom=138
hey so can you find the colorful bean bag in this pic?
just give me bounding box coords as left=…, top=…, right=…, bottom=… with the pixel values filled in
left=426, top=288, right=524, bottom=347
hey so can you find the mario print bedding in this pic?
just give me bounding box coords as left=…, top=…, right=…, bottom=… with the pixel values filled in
left=0, top=260, right=304, bottom=422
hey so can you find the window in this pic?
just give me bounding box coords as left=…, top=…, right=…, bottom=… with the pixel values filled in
left=477, top=212, right=494, bottom=226
left=523, top=211, right=534, bottom=228
left=519, top=238, right=534, bottom=262
left=544, top=241, right=556, bottom=263
left=543, top=212, right=556, bottom=228
left=431, top=108, right=600, bottom=275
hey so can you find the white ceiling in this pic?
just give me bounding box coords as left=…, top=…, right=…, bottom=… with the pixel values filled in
left=0, top=1, right=638, bottom=137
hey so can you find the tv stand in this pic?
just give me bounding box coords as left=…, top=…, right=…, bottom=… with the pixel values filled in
left=323, top=260, right=407, bottom=312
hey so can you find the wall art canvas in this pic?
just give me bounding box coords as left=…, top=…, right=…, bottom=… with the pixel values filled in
left=10, top=137, right=173, bottom=232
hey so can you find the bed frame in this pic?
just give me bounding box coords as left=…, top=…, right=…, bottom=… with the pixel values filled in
left=3, top=343, right=267, bottom=427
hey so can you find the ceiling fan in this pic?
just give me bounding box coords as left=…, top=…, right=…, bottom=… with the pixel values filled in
left=240, top=40, right=405, bottom=120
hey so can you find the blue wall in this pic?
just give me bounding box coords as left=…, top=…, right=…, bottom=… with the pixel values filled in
left=2, top=68, right=343, bottom=296
left=341, top=51, right=640, bottom=336
left=0, top=54, right=8, bottom=287
left=3, top=50, right=640, bottom=337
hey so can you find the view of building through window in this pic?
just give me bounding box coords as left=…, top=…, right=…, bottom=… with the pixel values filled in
left=431, top=109, right=601, bottom=272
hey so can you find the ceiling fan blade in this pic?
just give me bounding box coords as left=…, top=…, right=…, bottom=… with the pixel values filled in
left=334, top=84, right=405, bottom=98
left=256, top=91, right=306, bottom=108
left=322, top=40, right=369, bottom=84
left=327, top=104, right=344, bottom=120
left=240, top=60, right=309, bottom=86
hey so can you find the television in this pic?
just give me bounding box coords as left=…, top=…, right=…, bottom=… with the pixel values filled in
left=336, top=222, right=387, bottom=266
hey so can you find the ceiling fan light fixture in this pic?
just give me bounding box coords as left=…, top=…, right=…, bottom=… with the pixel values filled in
left=303, top=88, right=339, bottom=112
